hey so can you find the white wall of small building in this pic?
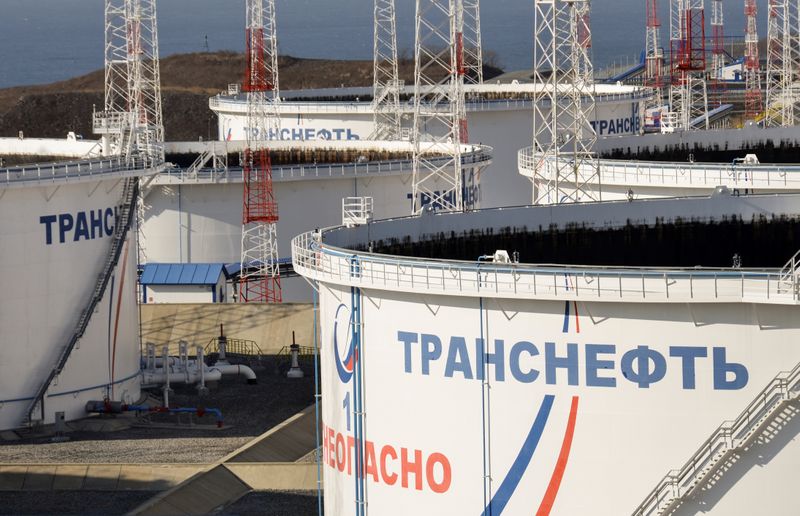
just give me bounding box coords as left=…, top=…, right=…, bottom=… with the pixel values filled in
left=142, top=279, right=228, bottom=304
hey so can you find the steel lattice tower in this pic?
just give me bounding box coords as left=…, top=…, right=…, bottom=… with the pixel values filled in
left=98, top=0, right=164, bottom=163
left=709, top=0, right=725, bottom=105
left=530, top=0, right=598, bottom=205
left=372, top=0, right=402, bottom=140
left=462, top=0, right=484, bottom=83
left=645, top=0, right=665, bottom=106
left=97, top=0, right=164, bottom=266
left=411, top=0, right=469, bottom=214
left=668, top=0, right=709, bottom=130
left=239, top=0, right=282, bottom=303
left=744, top=0, right=763, bottom=121
left=765, top=0, right=800, bottom=127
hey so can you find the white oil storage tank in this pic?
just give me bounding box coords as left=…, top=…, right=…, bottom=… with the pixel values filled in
left=0, top=156, right=160, bottom=430
left=293, top=193, right=800, bottom=515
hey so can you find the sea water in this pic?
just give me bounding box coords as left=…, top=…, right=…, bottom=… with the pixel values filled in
left=0, top=0, right=761, bottom=89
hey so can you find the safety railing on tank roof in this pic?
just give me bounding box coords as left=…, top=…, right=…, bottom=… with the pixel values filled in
left=633, top=361, right=800, bottom=516
left=210, top=89, right=650, bottom=114
left=291, top=231, right=800, bottom=305
left=155, top=148, right=493, bottom=184
left=518, top=148, right=800, bottom=190
left=0, top=155, right=162, bottom=188
left=464, top=89, right=652, bottom=112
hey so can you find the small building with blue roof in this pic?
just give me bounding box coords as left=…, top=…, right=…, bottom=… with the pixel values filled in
left=139, top=263, right=229, bottom=303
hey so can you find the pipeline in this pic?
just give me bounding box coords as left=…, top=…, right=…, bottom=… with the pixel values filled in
left=210, top=364, right=258, bottom=384
left=141, top=367, right=223, bottom=385
left=85, top=400, right=224, bottom=428
left=141, top=342, right=258, bottom=389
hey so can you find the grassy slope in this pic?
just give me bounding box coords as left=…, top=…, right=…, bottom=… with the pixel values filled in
left=0, top=52, right=422, bottom=141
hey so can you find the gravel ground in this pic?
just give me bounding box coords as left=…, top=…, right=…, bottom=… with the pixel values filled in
left=0, top=364, right=316, bottom=464
left=221, top=490, right=320, bottom=516
left=0, top=490, right=158, bottom=515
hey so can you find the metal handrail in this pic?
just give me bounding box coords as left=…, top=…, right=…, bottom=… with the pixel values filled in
left=209, top=89, right=651, bottom=115
left=153, top=148, right=492, bottom=185
left=1, top=154, right=163, bottom=188
left=291, top=231, right=800, bottom=305
left=343, top=197, right=374, bottom=227
left=205, top=337, right=263, bottom=357
left=633, top=361, right=800, bottom=516
left=518, top=147, right=800, bottom=190
left=779, top=249, right=800, bottom=299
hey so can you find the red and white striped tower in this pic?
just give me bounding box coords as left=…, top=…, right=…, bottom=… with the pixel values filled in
left=669, top=0, right=709, bottom=130
left=239, top=0, right=281, bottom=303
left=744, top=0, right=762, bottom=121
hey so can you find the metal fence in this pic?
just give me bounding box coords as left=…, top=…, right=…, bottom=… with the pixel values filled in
left=155, top=147, right=492, bottom=185
left=292, top=231, right=800, bottom=305
left=1, top=156, right=161, bottom=188
left=518, top=147, right=800, bottom=190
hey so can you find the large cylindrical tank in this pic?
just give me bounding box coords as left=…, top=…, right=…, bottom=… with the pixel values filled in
left=295, top=195, right=800, bottom=515
left=0, top=165, right=143, bottom=430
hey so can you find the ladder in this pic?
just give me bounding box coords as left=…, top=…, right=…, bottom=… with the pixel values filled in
left=185, top=148, right=227, bottom=178
left=778, top=249, right=800, bottom=300
left=21, top=177, right=140, bottom=428
left=633, top=361, right=800, bottom=516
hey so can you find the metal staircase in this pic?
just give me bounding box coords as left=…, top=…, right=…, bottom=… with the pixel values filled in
left=21, top=177, right=140, bottom=427
left=185, top=148, right=227, bottom=178
left=778, top=249, right=800, bottom=300
left=633, top=361, right=800, bottom=516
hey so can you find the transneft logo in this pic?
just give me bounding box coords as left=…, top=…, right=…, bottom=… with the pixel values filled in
left=40, top=208, right=118, bottom=245
left=243, top=127, right=361, bottom=141
left=590, top=102, right=641, bottom=135
left=321, top=421, right=452, bottom=494
left=397, top=332, right=749, bottom=391
left=333, top=303, right=356, bottom=384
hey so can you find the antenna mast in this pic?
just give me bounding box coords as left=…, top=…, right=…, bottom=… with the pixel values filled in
left=239, top=0, right=282, bottom=303
left=411, top=0, right=469, bottom=214
left=530, top=0, right=598, bottom=204
left=96, top=0, right=164, bottom=164
left=744, top=0, right=762, bottom=121
left=645, top=0, right=665, bottom=106
left=372, top=0, right=402, bottom=140
left=709, top=0, right=725, bottom=106
left=765, top=0, right=800, bottom=126
left=462, top=0, right=484, bottom=83
left=668, top=0, right=708, bottom=130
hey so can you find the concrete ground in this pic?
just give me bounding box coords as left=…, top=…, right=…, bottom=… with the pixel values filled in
left=0, top=490, right=322, bottom=516
left=221, top=490, right=320, bottom=516
left=0, top=303, right=321, bottom=515
left=0, top=367, right=315, bottom=464
left=0, top=490, right=157, bottom=515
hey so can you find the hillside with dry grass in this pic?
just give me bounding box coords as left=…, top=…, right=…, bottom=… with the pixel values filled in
left=0, top=52, right=480, bottom=141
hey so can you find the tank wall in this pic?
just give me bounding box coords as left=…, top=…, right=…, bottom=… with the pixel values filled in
left=0, top=181, right=141, bottom=429
left=144, top=170, right=478, bottom=265
left=320, top=283, right=800, bottom=515
left=215, top=97, right=643, bottom=209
